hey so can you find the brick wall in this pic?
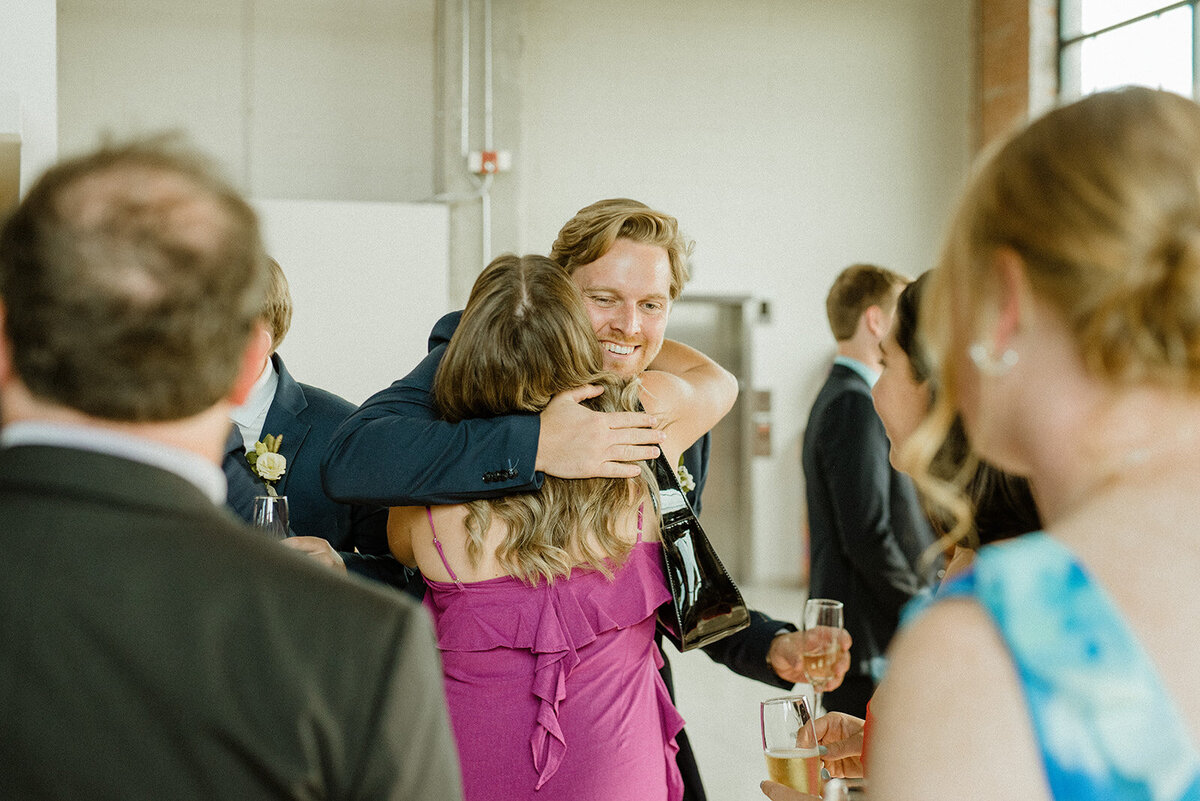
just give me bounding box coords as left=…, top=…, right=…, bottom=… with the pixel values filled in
left=977, top=0, right=1031, bottom=149
left=976, top=0, right=1060, bottom=151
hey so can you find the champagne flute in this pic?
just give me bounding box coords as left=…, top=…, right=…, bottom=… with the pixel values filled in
left=803, top=598, right=844, bottom=715
left=761, top=694, right=822, bottom=794
left=251, top=494, right=290, bottom=540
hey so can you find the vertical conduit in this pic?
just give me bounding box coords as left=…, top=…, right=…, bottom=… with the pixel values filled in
left=241, top=0, right=256, bottom=190
left=444, top=0, right=496, bottom=267
left=460, top=0, right=471, bottom=161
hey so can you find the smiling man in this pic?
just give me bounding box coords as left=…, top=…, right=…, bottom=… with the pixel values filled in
left=321, top=199, right=818, bottom=801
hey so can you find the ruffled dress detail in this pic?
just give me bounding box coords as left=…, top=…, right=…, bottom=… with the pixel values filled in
left=424, top=526, right=684, bottom=801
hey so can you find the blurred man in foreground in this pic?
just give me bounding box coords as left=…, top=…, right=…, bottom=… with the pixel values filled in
left=0, top=139, right=460, bottom=799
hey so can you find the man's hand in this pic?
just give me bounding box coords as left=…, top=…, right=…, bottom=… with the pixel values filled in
left=282, top=536, right=347, bottom=573
left=535, top=385, right=665, bottom=478
left=759, top=780, right=821, bottom=801
left=814, top=712, right=866, bottom=779
left=767, top=628, right=852, bottom=688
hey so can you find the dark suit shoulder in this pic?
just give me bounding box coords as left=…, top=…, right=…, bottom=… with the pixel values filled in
left=806, top=368, right=878, bottom=436
left=296, top=381, right=357, bottom=421
left=429, top=310, right=463, bottom=350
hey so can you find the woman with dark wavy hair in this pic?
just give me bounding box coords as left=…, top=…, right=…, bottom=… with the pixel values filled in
left=388, top=253, right=735, bottom=801
left=874, top=270, right=1041, bottom=574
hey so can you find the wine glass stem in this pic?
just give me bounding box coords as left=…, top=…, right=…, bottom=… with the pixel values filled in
left=814, top=690, right=823, bottom=716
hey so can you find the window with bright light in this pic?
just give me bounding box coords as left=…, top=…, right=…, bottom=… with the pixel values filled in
left=1059, top=1, right=1197, bottom=99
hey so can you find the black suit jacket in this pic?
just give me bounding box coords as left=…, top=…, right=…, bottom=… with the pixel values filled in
left=225, top=354, right=409, bottom=589
left=802, top=362, right=939, bottom=674
left=0, top=444, right=460, bottom=799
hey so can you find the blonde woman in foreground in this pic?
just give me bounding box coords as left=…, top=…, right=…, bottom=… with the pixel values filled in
left=767, top=86, right=1200, bottom=801
left=387, top=254, right=736, bottom=801
left=877, top=86, right=1200, bottom=800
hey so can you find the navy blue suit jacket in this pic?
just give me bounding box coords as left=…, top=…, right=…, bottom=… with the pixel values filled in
left=225, top=355, right=409, bottom=589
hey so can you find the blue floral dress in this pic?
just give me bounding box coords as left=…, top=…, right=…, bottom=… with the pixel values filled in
left=904, top=533, right=1200, bottom=800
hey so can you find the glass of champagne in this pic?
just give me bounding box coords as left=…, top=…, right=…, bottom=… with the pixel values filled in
left=803, top=598, right=844, bottom=714
left=761, top=694, right=822, bottom=795
left=252, top=494, right=290, bottom=540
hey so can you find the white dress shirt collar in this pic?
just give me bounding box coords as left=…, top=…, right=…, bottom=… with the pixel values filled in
left=229, top=358, right=279, bottom=452
left=834, top=355, right=881, bottom=388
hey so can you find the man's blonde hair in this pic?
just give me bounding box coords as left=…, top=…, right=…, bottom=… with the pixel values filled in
left=261, top=258, right=293, bottom=352
left=549, top=198, right=693, bottom=300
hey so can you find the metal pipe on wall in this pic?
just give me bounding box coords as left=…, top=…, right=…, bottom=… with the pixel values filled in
left=433, top=0, right=494, bottom=268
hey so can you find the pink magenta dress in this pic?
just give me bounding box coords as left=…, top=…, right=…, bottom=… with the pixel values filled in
left=421, top=506, right=685, bottom=801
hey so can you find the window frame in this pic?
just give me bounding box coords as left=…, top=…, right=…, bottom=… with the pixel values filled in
left=1057, top=0, right=1199, bottom=99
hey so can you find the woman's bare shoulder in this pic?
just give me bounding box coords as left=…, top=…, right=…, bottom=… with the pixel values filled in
left=870, top=599, right=1051, bottom=801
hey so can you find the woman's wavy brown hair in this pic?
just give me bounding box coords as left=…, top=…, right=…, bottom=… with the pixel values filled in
left=434, top=253, right=655, bottom=584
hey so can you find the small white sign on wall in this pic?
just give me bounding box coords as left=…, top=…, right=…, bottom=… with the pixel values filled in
left=253, top=198, right=450, bottom=405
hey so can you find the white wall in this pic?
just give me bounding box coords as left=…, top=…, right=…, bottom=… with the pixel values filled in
left=254, top=199, right=450, bottom=405
left=52, top=0, right=973, bottom=586
left=516, top=0, right=973, bottom=584
left=57, top=0, right=436, bottom=201
left=2, top=1, right=57, bottom=192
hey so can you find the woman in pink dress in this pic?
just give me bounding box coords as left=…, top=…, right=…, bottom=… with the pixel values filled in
left=387, top=253, right=736, bottom=801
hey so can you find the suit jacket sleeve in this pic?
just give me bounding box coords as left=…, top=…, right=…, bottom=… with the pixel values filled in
left=321, top=312, right=543, bottom=507
left=816, top=389, right=925, bottom=610
left=351, top=601, right=463, bottom=800
left=699, top=610, right=797, bottom=688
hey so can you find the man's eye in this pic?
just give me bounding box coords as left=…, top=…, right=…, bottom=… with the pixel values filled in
left=591, top=295, right=616, bottom=306
left=642, top=302, right=664, bottom=313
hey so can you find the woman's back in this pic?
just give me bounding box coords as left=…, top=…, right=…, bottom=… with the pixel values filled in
left=410, top=500, right=684, bottom=801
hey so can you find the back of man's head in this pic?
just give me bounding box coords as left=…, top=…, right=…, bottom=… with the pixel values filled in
left=0, top=138, right=268, bottom=422
left=549, top=198, right=694, bottom=300
left=825, top=263, right=909, bottom=342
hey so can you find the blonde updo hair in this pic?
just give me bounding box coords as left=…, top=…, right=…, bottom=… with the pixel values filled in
left=910, top=86, right=1200, bottom=544
left=939, top=86, right=1200, bottom=388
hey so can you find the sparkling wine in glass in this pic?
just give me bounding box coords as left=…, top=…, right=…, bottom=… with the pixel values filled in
left=803, top=598, right=844, bottom=714
left=761, top=694, right=823, bottom=795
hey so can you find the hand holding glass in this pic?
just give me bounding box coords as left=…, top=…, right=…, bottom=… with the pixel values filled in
left=803, top=598, right=844, bottom=713
left=761, top=694, right=822, bottom=795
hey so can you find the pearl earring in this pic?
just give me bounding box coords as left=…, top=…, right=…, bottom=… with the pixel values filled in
left=968, top=342, right=1018, bottom=376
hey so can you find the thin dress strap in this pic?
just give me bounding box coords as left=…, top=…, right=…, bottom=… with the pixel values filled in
left=636, top=502, right=644, bottom=543
left=426, top=506, right=465, bottom=589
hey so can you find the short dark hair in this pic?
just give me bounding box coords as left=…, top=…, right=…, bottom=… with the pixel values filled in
left=825, top=263, right=909, bottom=341
left=0, top=137, right=268, bottom=421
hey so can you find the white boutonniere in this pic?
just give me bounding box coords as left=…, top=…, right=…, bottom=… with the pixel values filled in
left=246, top=433, right=287, bottom=495
left=676, top=457, right=696, bottom=493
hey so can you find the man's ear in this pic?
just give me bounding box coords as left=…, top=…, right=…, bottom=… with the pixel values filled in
left=227, top=324, right=273, bottom=407
left=863, top=304, right=887, bottom=339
